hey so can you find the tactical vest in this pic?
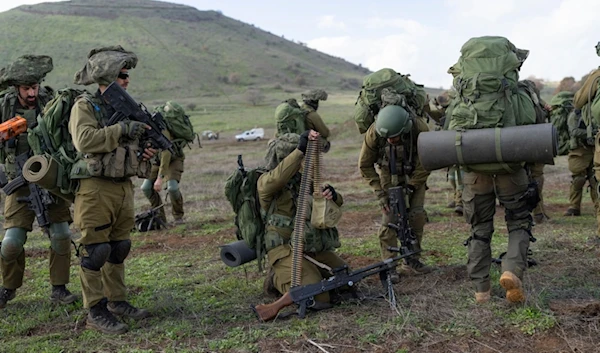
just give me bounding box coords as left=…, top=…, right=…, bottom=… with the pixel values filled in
left=263, top=176, right=340, bottom=253
left=0, top=87, right=52, bottom=179
left=70, top=92, right=152, bottom=180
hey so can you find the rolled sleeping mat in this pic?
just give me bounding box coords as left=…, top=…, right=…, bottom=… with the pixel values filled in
left=220, top=240, right=257, bottom=267
left=22, top=154, right=75, bottom=203
left=417, top=123, right=558, bottom=171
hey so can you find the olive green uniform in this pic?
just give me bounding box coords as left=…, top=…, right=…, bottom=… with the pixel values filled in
left=141, top=130, right=185, bottom=222
left=565, top=110, right=598, bottom=212
left=257, top=149, right=346, bottom=304
left=528, top=163, right=548, bottom=219
left=462, top=168, right=533, bottom=293
left=358, top=118, right=430, bottom=260
left=69, top=91, right=151, bottom=308
left=0, top=88, right=73, bottom=291
left=301, top=104, right=330, bottom=139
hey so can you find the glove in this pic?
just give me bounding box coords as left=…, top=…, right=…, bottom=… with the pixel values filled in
left=321, top=139, right=331, bottom=153
left=405, top=184, right=416, bottom=195
left=297, top=130, right=309, bottom=154
left=120, top=121, right=146, bottom=140
left=322, top=184, right=338, bottom=202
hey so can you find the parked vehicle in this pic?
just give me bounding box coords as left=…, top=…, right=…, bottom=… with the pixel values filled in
left=235, top=128, right=264, bottom=142
left=201, top=130, right=219, bottom=140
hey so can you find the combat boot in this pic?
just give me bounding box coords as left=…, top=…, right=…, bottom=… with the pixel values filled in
left=563, top=208, right=581, bottom=216
left=446, top=200, right=456, bottom=208
left=499, top=271, right=525, bottom=303
left=107, top=301, right=150, bottom=320
left=0, top=287, right=16, bottom=309
left=401, top=258, right=435, bottom=275
left=454, top=205, right=464, bottom=215
left=475, top=290, right=491, bottom=304
left=87, top=300, right=128, bottom=334
left=50, top=285, right=78, bottom=305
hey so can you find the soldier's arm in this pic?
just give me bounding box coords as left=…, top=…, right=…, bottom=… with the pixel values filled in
left=305, top=111, right=330, bottom=138
left=574, top=70, right=600, bottom=109
left=69, top=99, right=122, bottom=153
left=358, top=125, right=383, bottom=194
left=157, top=130, right=173, bottom=178
left=567, top=111, right=587, bottom=139
left=257, top=149, right=304, bottom=204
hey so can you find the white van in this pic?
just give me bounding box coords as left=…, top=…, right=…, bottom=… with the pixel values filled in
left=235, top=128, right=265, bottom=142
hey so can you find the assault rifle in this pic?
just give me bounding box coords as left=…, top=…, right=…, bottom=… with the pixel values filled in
left=1, top=153, right=53, bottom=233
left=134, top=204, right=168, bottom=232
left=253, top=249, right=419, bottom=321
left=102, top=82, right=174, bottom=156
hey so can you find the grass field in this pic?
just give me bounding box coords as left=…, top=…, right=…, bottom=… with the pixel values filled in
left=1, top=96, right=600, bottom=353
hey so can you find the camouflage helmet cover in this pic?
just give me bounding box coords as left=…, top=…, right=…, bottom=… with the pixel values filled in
left=74, top=45, right=138, bottom=86
left=596, top=41, right=600, bottom=57
left=0, top=55, right=53, bottom=87
left=301, top=89, right=328, bottom=101
left=375, top=105, right=412, bottom=138
left=264, top=133, right=300, bottom=170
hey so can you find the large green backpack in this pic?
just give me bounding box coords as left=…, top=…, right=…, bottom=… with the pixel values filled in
left=224, top=155, right=269, bottom=269
left=354, top=68, right=428, bottom=134
left=27, top=88, right=90, bottom=199
left=549, top=91, right=574, bottom=155
left=275, top=98, right=307, bottom=136
left=154, top=101, right=198, bottom=155
left=447, top=36, right=536, bottom=173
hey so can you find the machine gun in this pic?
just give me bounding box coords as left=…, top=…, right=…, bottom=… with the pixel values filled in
left=253, top=249, right=419, bottom=321
left=134, top=204, right=168, bottom=232
left=102, top=82, right=174, bottom=156
left=1, top=153, right=54, bottom=233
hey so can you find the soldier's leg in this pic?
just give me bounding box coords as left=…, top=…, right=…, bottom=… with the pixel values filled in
left=462, top=172, right=496, bottom=301
left=403, top=185, right=434, bottom=274
left=378, top=213, right=397, bottom=261
left=567, top=149, right=589, bottom=215
left=48, top=222, right=77, bottom=304
left=529, top=163, right=547, bottom=221
left=0, top=228, right=28, bottom=293
left=447, top=166, right=457, bottom=208
left=496, top=169, right=532, bottom=303
left=140, top=178, right=166, bottom=223
left=168, top=159, right=185, bottom=222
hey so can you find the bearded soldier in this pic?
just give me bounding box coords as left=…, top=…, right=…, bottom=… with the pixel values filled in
left=358, top=105, right=433, bottom=283
left=0, top=55, right=76, bottom=309
left=69, top=46, right=155, bottom=334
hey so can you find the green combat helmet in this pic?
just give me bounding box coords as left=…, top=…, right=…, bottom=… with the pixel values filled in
left=375, top=105, right=412, bottom=138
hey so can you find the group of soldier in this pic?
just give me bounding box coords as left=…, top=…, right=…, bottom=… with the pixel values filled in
left=0, top=46, right=187, bottom=334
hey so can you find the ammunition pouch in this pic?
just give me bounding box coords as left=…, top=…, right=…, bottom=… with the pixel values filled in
left=70, top=142, right=152, bottom=180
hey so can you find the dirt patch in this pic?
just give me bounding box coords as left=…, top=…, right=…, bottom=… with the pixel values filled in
left=549, top=299, right=600, bottom=316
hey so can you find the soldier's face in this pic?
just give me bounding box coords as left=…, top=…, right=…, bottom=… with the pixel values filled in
left=387, top=136, right=402, bottom=145
left=17, top=83, right=39, bottom=107
left=116, top=69, right=130, bottom=90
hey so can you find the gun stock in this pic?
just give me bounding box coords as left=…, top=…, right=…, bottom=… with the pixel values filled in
left=253, top=291, right=294, bottom=321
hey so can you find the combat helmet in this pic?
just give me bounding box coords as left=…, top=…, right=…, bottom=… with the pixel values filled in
left=596, top=41, right=600, bottom=57
left=375, top=105, right=412, bottom=138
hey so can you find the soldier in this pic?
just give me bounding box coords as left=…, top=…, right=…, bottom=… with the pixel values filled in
left=69, top=46, right=154, bottom=334
left=140, top=101, right=186, bottom=225
left=258, top=130, right=347, bottom=310
left=573, top=41, right=600, bottom=234
left=300, top=89, right=330, bottom=139
left=563, top=109, right=598, bottom=216
left=0, top=55, right=76, bottom=309
left=358, top=105, right=433, bottom=283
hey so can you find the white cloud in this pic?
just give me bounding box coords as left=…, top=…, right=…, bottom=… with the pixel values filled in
left=448, top=0, right=516, bottom=22
left=317, top=15, right=347, bottom=30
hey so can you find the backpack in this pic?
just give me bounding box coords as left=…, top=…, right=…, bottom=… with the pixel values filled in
left=154, top=101, right=198, bottom=154
left=548, top=91, right=574, bottom=155
left=27, top=88, right=89, bottom=199
left=275, top=98, right=307, bottom=136
left=446, top=36, right=536, bottom=174
left=224, top=155, right=270, bottom=269
left=354, top=68, right=428, bottom=134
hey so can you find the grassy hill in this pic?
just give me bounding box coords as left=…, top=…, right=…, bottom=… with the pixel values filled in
left=0, top=0, right=370, bottom=102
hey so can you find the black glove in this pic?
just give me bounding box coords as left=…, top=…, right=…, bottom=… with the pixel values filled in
left=405, top=184, right=416, bottom=195
left=297, top=130, right=309, bottom=154
left=120, top=121, right=147, bottom=140
left=322, top=184, right=338, bottom=202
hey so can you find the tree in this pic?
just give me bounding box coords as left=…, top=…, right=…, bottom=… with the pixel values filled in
left=186, top=103, right=197, bottom=111
left=554, top=76, right=576, bottom=94
left=244, top=88, right=265, bottom=106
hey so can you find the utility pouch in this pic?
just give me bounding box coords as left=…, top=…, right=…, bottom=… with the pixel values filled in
left=102, top=147, right=126, bottom=178
left=311, top=195, right=342, bottom=229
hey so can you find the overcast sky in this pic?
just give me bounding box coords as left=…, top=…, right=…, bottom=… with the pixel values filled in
left=3, top=0, right=599, bottom=89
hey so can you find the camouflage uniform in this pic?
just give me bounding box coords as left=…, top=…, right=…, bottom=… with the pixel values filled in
left=140, top=129, right=185, bottom=223
left=70, top=46, right=150, bottom=334
left=564, top=110, right=598, bottom=215
left=0, top=55, right=74, bottom=308
left=574, top=63, right=600, bottom=234
left=358, top=118, right=430, bottom=263
left=301, top=89, right=331, bottom=144
left=258, top=138, right=346, bottom=305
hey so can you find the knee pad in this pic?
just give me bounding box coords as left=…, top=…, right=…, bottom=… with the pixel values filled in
left=0, top=228, right=27, bottom=261
left=108, top=239, right=131, bottom=264
left=572, top=174, right=587, bottom=190
left=167, top=179, right=182, bottom=200
left=141, top=179, right=154, bottom=199
left=80, top=243, right=111, bottom=271
left=49, top=222, right=72, bottom=255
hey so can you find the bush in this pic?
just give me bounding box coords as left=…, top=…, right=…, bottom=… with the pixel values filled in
left=187, top=103, right=197, bottom=111
left=228, top=72, right=241, bottom=84
left=294, top=75, right=306, bottom=86
left=244, top=88, right=265, bottom=106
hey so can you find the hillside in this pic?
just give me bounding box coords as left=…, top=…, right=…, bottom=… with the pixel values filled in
left=0, top=0, right=370, bottom=101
